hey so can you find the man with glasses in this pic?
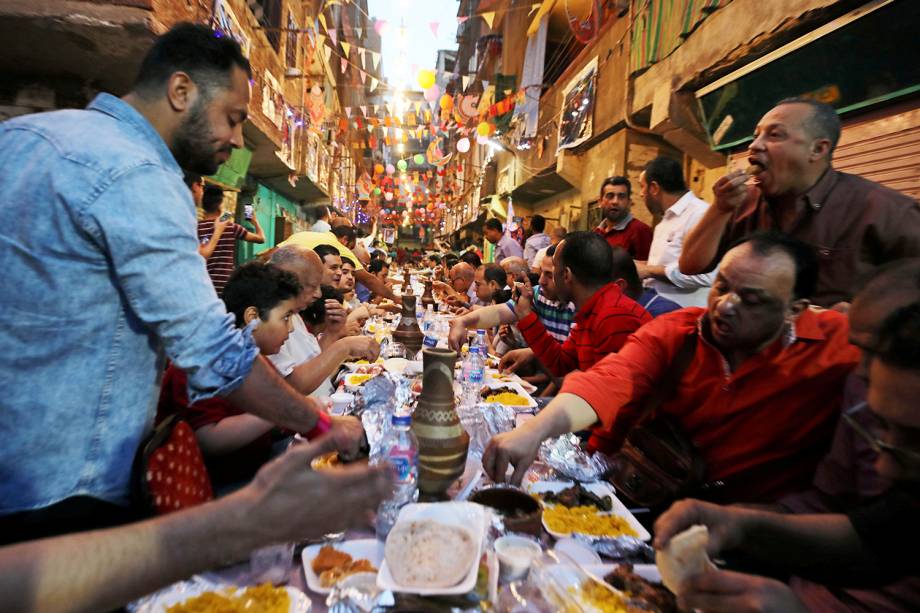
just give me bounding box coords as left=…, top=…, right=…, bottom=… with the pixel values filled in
left=653, top=299, right=920, bottom=613
left=594, top=176, right=652, bottom=260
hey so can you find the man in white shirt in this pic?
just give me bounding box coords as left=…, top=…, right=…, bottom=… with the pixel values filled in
left=636, top=156, right=716, bottom=308
left=523, top=214, right=552, bottom=268
left=310, top=205, right=332, bottom=233
left=531, top=226, right=566, bottom=273
left=269, top=246, right=379, bottom=398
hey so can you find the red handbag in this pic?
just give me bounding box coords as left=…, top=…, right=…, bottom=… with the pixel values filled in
left=132, top=415, right=213, bottom=515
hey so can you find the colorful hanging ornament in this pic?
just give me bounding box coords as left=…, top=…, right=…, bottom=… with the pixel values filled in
left=477, top=121, right=491, bottom=137
left=456, top=137, right=470, bottom=153
left=417, top=69, right=436, bottom=91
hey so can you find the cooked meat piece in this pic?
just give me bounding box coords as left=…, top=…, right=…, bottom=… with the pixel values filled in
left=604, top=564, right=677, bottom=613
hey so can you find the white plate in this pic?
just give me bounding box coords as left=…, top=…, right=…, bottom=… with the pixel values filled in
left=527, top=480, right=651, bottom=541
left=479, top=379, right=537, bottom=409
left=343, top=359, right=384, bottom=371
left=382, top=357, right=410, bottom=375
left=377, top=502, right=489, bottom=595
left=584, top=563, right=662, bottom=585
left=485, top=369, right=538, bottom=393
left=301, top=539, right=384, bottom=595
left=344, top=372, right=378, bottom=389
left=135, top=583, right=310, bottom=612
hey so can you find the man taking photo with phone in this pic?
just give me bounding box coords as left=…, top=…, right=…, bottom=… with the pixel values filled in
left=197, top=184, right=265, bottom=295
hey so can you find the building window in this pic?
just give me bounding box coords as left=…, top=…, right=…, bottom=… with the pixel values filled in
left=285, top=13, right=299, bottom=68
left=253, top=0, right=282, bottom=51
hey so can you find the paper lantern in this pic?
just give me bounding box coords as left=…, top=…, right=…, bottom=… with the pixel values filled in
left=396, top=159, right=408, bottom=172
left=413, top=153, right=425, bottom=165
left=477, top=121, right=491, bottom=137
left=384, top=191, right=393, bottom=201
left=385, top=163, right=395, bottom=175
left=417, top=69, right=436, bottom=90
left=439, top=94, right=453, bottom=111
left=424, top=85, right=440, bottom=103
left=374, top=163, right=384, bottom=175
left=456, top=137, right=470, bottom=153
left=373, top=187, right=381, bottom=195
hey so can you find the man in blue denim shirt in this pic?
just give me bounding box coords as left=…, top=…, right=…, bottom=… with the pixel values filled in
left=0, top=24, right=366, bottom=542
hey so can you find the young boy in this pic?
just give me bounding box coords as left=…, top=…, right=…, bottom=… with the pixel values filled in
left=157, top=261, right=302, bottom=488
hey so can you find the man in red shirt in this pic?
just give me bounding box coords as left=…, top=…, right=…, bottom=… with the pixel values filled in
left=500, top=231, right=652, bottom=450
left=594, top=176, right=652, bottom=260
left=484, top=231, right=859, bottom=503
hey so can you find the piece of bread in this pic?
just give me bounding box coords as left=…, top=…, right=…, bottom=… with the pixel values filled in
left=384, top=520, right=476, bottom=588
left=656, top=524, right=716, bottom=594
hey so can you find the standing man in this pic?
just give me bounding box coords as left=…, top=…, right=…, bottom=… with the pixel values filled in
left=594, top=176, right=653, bottom=260
left=197, top=184, right=264, bottom=295
left=310, top=205, right=332, bottom=232
left=531, top=226, right=566, bottom=273
left=637, top=156, right=715, bottom=308
left=680, top=97, right=920, bottom=309
left=523, top=214, right=551, bottom=268
left=484, top=218, right=524, bottom=261
left=0, top=24, right=367, bottom=542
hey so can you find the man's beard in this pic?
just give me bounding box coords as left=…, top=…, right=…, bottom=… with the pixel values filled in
left=172, top=97, right=223, bottom=175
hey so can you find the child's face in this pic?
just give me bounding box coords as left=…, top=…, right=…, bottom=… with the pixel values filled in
left=252, top=297, right=299, bottom=355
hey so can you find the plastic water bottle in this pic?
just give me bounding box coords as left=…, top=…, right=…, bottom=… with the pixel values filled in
left=462, top=345, right=485, bottom=407
left=422, top=317, right=438, bottom=349
left=375, top=414, right=419, bottom=540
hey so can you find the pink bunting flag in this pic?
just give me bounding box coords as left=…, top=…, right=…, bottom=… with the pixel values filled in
left=329, top=29, right=337, bottom=46
left=429, top=21, right=439, bottom=37
left=340, top=57, right=347, bottom=73
left=359, top=70, right=367, bottom=84
left=457, top=16, right=469, bottom=25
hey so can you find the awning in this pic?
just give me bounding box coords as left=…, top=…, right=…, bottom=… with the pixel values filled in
left=528, top=0, right=557, bottom=36
left=510, top=166, right=574, bottom=204
left=244, top=121, right=327, bottom=203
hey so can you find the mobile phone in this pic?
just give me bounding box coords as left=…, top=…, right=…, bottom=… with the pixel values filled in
left=244, top=204, right=254, bottom=220
left=219, top=212, right=232, bottom=222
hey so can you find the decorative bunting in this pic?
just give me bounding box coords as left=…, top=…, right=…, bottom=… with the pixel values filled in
left=360, top=49, right=367, bottom=69
left=372, top=51, right=381, bottom=69
left=340, top=57, right=347, bottom=73
left=323, top=45, right=332, bottom=64
left=457, top=16, right=469, bottom=25
left=429, top=21, right=439, bottom=37
left=345, top=107, right=352, bottom=118
left=482, top=11, right=495, bottom=29
left=318, top=13, right=327, bottom=31
left=414, top=101, right=422, bottom=114
left=359, top=70, right=367, bottom=84
left=360, top=105, right=367, bottom=116
left=369, top=77, right=378, bottom=92
left=355, top=26, right=363, bottom=39
left=529, top=2, right=541, bottom=16
left=329, top=29, right=337, bottom=46
left=385, top=103, right=394, bottom=115
left=316, top=34, right=326, bottom=48
left=462, top=75, right=470, bottom=90
left=341, top=41, right=350, bottom=57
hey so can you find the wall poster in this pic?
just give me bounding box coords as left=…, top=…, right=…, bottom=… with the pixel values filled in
left=557, top=57, right=598, bottom=153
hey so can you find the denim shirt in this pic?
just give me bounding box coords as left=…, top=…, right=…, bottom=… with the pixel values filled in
left=0, top=94, right=259, bottom=513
